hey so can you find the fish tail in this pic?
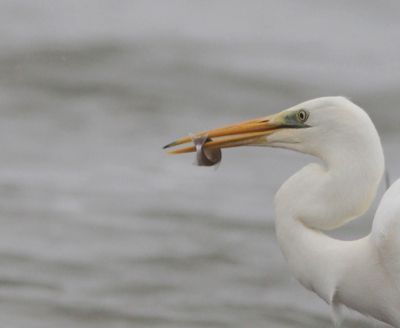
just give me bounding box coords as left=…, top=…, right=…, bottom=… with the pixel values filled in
left=214, top=160, right=221, bottom=171
left=189, top=131, right=211, bottom=166
left=189, top=131, right=210, bottom=147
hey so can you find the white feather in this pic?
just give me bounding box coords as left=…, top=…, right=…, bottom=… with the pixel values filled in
left=268, top=97, right=400, bottom=327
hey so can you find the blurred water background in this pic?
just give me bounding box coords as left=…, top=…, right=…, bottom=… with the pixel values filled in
left=0, top=1, right=399, bottom=327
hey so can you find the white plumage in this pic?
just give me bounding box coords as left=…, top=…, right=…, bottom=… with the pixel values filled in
left=272, top=98, right=400, bottom=326
left=165, top=97, right=400, bottom=327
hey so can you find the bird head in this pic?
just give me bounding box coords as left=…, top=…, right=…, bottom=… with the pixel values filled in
left=164, top=97, right=383, bottom=172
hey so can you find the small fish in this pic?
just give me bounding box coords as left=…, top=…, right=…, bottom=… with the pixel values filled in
left=189, top=132, right=222, bottom=170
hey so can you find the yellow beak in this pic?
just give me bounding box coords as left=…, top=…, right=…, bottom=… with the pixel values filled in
left=163, top=113, right=287, bottom=154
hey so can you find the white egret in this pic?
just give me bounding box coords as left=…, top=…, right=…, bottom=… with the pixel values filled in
left=164, top=97, right=400, bottom=327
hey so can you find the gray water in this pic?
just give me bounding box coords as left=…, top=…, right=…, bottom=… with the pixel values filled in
left=0, top=1, right=399, bottom=327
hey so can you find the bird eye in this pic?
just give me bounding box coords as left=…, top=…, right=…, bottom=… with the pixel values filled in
left=297, top=110, right=308, bottom=122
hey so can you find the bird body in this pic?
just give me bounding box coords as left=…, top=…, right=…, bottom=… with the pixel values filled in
left=272, top=98, right=400, bottom=326
left=164, top=97, right=400, bottom=327
left=275, top=166, right=400, bottom=326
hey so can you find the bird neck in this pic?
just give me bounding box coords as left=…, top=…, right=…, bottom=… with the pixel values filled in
left=275, top=211, right=368, bottom=305
left=273, top=145, right=384, bottom=305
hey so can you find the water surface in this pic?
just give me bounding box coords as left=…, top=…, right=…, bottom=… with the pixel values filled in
left=0, top=1, right=399, bottom=327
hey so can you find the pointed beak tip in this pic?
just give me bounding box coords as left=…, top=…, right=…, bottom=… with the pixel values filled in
left=163, top=141, right=176, bottom=149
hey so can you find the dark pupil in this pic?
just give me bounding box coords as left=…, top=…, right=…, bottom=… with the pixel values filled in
left=299, top=112, right=305, bottom=120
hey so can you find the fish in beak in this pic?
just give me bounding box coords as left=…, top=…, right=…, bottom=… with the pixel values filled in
left=189, top=132, right=222, bottom=170
left=163, top=109, right=310, bottom=159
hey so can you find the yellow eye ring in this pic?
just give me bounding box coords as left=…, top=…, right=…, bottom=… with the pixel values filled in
left=297, top=110, right=308, bottom=122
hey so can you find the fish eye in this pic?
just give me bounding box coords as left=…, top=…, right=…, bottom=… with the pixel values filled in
left=297, top=110, right=308, bottom=122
